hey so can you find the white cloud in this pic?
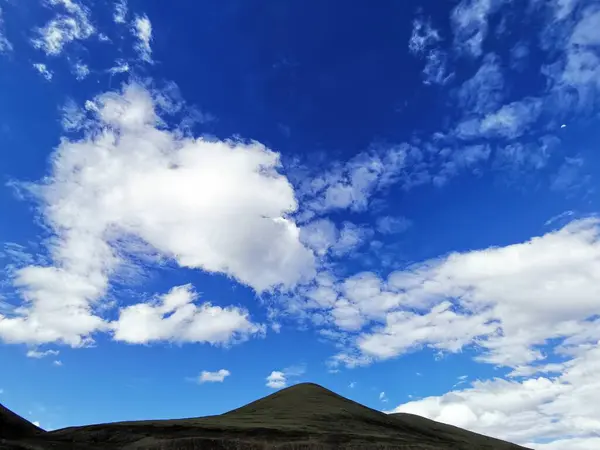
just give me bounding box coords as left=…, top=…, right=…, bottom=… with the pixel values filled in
left=545, top=210, right=575, bottom=227
left=32, top=0, right=95, bottom=56
left=423, top=49, right=452, bottom=86
left=266, top=370, right=287, bottom=389
left=478, top=98, right=543, bottom=139
left=456, top=53, right=505, bottom=115
left=510, top=42, right=530, bottom=71
left=457, top=98, right=543, bottom=140
left=391, top=345, right=600, bottom=448
left=32, top=63, right=53, bottom=81
left=114, top=0, right=128, bottom=24
left=53, top=359, right=63, bottom=366
left=379, top=391, right=388, bottom=402
left=71, top=62, right=90, bottom=80
left=299, top=145, right=411, bottom=214
left=408, top=17, right=452, bottom=85
left=551, top=157, right=587, bottom=193
left=108, top=60, right=130, bottom=75
left=324, top=219, right=600, bottom=370
left=60, top=99, right=86, bottom=131
left=113, top=285, right=264, bottom=345
left=197, top=369, right=230, bottom=383
left=330, top=222, right=372, bottom=256
left=265, top=365, right=305, bottom=389
left=32, top=421, right=40, bottom=427
left=26, top=349, right=59, bottom=359
left=409, top=18, right=441, bottom=55
left=451, top=0, right=506, bottom=57
left=132, top=15, right=153, bottom=63
left=300, top=219, right=338, bottom=256
left=542, top=5, right=600, bottom=111
left=376, top=216, right=411, bottom=235
left=0, top=7, right=13, bottom=53
left=0, top=82, right=315, bottom=347
left=553, top=0, right=580, bottom=21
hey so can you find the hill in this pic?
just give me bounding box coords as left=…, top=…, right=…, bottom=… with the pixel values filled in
left=2, top=383, right=530, bottom=449
left=0, top=403, right=44, bottom=440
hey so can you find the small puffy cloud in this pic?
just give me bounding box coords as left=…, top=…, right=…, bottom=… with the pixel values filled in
left=265, top=365, right=305, bottom=389
left=32, top=63, right=53, bottom=81
left=266, top=371, right=286, bottom=389
left=53, top=360, right=63, bottom=366
left=113, top=285, right=264, bottom=345
left=132, top=15, right=152, bottom=63
left=197, top=369, right=230, bottom=384
left=71, top=62, right=90, bottom=80
left=32, top=0, right=95, bottom=56
left=26, top=349, right=59, bottom=359
left=379, top=391, right=388, bottom=402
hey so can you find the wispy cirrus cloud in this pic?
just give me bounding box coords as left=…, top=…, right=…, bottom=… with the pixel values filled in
left=0, top=7, right=12, bottom=52
left=113, top=0, right=128, bottom=24
left=32, top=0, right=95, bottom=56
left=26, top=349, right=59, bottom=359
left=132, top=14, right=153, bottom=63
left=409, top=17, right=452, bottom=85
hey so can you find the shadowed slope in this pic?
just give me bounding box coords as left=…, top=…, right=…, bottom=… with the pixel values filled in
left=0, top=403, right=44, bottom=440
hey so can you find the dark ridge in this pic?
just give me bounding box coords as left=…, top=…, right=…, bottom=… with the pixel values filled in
left=2, top=383, right=531, bottom=449
left=0, top=403, right=45, bottom=440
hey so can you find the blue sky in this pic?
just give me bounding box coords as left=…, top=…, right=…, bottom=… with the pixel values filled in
left=1, top=0, right=600, bottom=448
